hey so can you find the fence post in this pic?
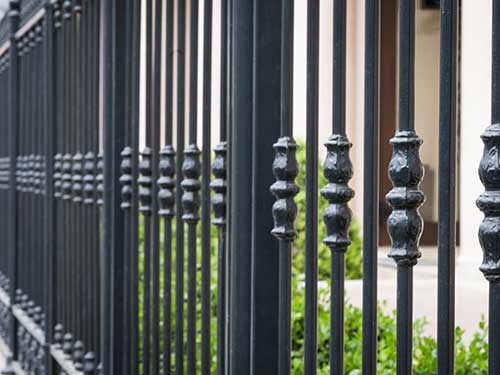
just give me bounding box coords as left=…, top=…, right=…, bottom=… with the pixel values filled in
left=102, top=0, right=126, bottom=373
left=43, top=0, right=57, bottom=373
left=229, top=1, right=281, bottom=374
left=2, top=1, right=20, bottom=373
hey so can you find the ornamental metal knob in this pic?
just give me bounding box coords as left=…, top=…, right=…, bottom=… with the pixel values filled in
left=320, top=134, right=354, bottom=252
left=119, top=147, right=133, bottom=209
left=386, top=130, right=425, bottom=267
left=96, top=153, right=104, bottom=206
left=477, top=123, right=500, bottom=282
left=54, top=153, right=63, bottom=199
left=138, top=147, right=153, bottom=215
left=270, top=137, right=299, bottom=241
left=83, top=352, right=96, bottom=374
left=72, top=152, right=83, bottom=203
left=73, top=341, right=84, bottom=370
left=62, top=153, right=73, bottom=200
left=158, top=145, right=176, bottom=217
left=83, top=151, right=95, bottom=204
left=181, top=144, right=201, bottom=224
left=210, top=142, right=227, bottom=227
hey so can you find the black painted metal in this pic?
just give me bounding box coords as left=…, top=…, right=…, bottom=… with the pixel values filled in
left=0, top=1, right=494, bottom=375
left=478, top=1, right=500, bottom=374
left=387, top=1, right=425, bottom=375
left=438, top=0, right=458, bottom=374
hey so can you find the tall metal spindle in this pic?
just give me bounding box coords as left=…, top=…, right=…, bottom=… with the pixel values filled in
left=43, top=1, right=58, bottom=374
left=304, top=1, right=319, bottom=374
left=175, top=1, right=186, bottom=374
left=362, top=1, right=380, bottom=374
left=151, top=0, right=162, bottom=372
left=119, top=0, right=134, bottom=373
left=321, top=1, right=353, bottom=374
left=212, top=2, right=228, bottom=374
left=129, top=0, right=141, bottom=373
left=201, top=1, right=212, bottom=374
left=271, top=2, right=298, bottom=375
left=139, top=0, right=153, bottom=373
left=5, top=1, right=20, bottom=371
left=438, top=0, right=458, bottom=374
left=160, top=1, right=175, bottom=374
left=478, top=1, right=500, bottom=374
left=182, top=2, right=200, bottom=375
left=386, top=1, right=424, bottom=374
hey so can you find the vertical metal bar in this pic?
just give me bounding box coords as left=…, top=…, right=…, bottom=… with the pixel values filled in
left=478, top=2, right=500, bottom=375
left=437, top=0, right=458, bottom=374
left=229, top=1, right=253, bottom=373
left=43, top=1, right=57, bottom=374
left=201, top=0, right=212, bottom=374
left=161, top=1, right=174, bottom=374
left=321, top=1, right=353, bottom=375
left=252, top=1, right=282, bottom=374
left=175, top=0, right=186, bottom=373
left=213, top=2, right=228, bottom=374
left=183, top=2, right=200, bottom=374
left=5, top=1, right=20, bottom=371
left=362, top=1, right=380, bottom=374
left=386, top=1, right=424, bottom=375
left=103, top=0, right=127, bottom=372
left=130, top=0, right=141, bottom=373
left=152, top=0, right=162, bottom=372
left=273, top=2, right=296, bottom=375
left=141, top=0, right=153, bottom=372
left=304, top=0, right=319, bottom=374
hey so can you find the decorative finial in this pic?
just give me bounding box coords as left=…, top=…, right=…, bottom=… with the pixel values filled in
left=158, top=145, right=176, bottom=217
left=119, top=147, right=133, bottom=209
left=477, top=123, right=500, bottom=282
left=270, top=137, right=299, bottom=241
left=210, top=142, right=227, bottom=227
left=386, top=130, right=425, bottom=267
left=320, top=135, right=354, bottom=252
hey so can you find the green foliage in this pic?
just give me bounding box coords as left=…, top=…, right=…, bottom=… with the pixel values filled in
left=290, top=281, right=489, bottom=374
left=136, top=142, right=488, bottom=373
left=293, top=140, right=362, bottom=280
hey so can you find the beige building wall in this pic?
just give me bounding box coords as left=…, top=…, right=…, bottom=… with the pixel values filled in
left=460, top=0, right=492, bottom=261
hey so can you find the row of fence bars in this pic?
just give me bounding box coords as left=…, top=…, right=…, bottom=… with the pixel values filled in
left=1, top=0, right=500, bottom=374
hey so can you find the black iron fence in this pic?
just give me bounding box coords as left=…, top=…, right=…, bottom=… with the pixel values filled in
left=0, top=0, right=497, bottom=374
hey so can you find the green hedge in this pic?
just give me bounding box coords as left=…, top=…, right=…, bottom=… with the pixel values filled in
left=137, top=141, right=488, bottom=374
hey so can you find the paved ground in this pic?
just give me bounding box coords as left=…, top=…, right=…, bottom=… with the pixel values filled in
left=346, top=247, right=488, bottom=342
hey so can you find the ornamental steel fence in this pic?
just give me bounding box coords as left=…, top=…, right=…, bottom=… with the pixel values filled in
left=0, top=0, right=495, bottom=375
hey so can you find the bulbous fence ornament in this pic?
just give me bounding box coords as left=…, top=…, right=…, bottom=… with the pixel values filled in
left=53, top=0, right=62, bottom=29
left=62, top=153, right=73, bottom=200
left=158, top=145, right=176, bottom=217
left=119, top=147, right=133, bottom=209
left=210, top=141, right=227, bottom=227
left=320, top=134, right=354, bottom=252
left=72, top=152, right=83, bottom=203
left=138, top=147, right=153, bottom=215
left=53, top=324, right=64, bottom=349
left=270, top=137, right=299, bottom=241
left=73, top=340, right=85, bottom=370
left=181, top=144, right=201, bottom=224
left=62, top=332, right=74, bottom=359
left=477, top=123, right=500, bottom=282
left=83, top=351, right=97, bottom=374
left=386, top=130, right=425, bottom=266
left=83, top=151, right=95, bottom=204
left=54, top=153, right=63, bottom=199
left=96, top=153, right=104, bottom=206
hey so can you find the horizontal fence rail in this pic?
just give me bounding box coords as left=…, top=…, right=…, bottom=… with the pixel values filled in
left=0, top=0, right=498, bottom=374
